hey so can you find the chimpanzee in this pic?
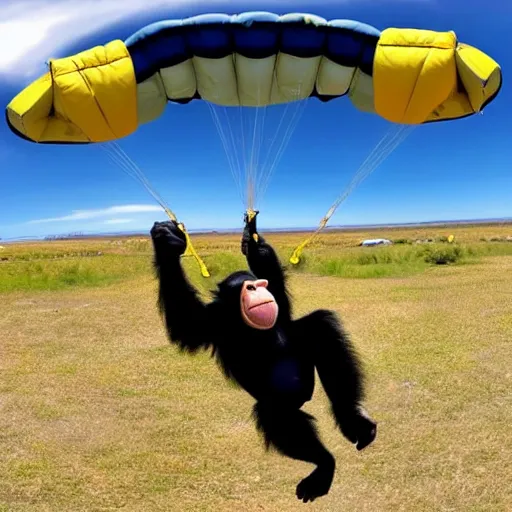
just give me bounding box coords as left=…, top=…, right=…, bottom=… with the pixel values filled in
left=150, top=212, right=376, bottom=503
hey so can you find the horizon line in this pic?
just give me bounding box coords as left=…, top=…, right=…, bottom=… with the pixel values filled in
left=3, top=216, right=511, bottom=242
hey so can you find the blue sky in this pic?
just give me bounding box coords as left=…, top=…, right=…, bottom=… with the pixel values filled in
left=0, top=0, right=510, bottom=239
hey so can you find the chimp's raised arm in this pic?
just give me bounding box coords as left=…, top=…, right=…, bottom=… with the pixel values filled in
left=241, top=211, right=292, bottom=321
left=151, top=221, right=215, bottom=353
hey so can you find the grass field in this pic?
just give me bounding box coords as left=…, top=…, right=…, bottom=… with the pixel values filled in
left=1, top=224, right=511, bottom=511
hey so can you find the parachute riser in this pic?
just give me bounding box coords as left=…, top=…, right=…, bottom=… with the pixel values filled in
left=289, top=123, right=416, bottom=265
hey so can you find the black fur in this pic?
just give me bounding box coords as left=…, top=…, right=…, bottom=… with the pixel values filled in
left=151, top=219, right=377, bottom=503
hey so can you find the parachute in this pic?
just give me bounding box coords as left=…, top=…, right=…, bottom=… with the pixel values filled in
left=5, top=12, right=502, bottom=275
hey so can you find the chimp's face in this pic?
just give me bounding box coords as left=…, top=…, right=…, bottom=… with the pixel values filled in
left=240, top=279, right=278, bottom=330
left=216, top=271, right=278, bottom=330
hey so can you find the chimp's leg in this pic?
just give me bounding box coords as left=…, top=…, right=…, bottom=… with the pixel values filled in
left=253, top=402, right=335, bottom=503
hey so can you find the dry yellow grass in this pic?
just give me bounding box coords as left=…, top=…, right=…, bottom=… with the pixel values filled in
left=1, top=226, right=511, bottom=511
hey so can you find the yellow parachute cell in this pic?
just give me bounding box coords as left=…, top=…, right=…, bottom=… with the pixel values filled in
left=6, top=40, right=137, bottom=143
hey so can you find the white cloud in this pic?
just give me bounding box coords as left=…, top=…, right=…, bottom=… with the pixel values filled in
left=0, top=0, right=205, bottom=79
left=27, top=204, right=163, bottom=224
left=0, top=0, right=432, bottom=81
left=104, top=218, right=135, bottom=225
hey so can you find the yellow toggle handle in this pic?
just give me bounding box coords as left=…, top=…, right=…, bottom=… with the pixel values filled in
left=289, top=209, right=334, bottom=265
left=246, top=208, right=257, bottom=222
left=246, top=208, right=259, bottom=242
left=164, top=207, right=211, bottom=278
left=289, top=217, right=327, bottom=265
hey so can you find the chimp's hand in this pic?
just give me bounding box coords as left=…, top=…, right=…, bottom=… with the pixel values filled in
left=151, top=221, right=187, bottom=258
left=340, top=406, right=377, bottom=451
left=242, top=210, right=259, bottom=256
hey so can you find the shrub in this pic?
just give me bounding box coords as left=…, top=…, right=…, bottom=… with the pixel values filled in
left=423, top=246, right=464, bottom=265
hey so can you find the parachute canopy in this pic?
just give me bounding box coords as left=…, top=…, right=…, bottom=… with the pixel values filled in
left=6, top=12, right=502, bottom=144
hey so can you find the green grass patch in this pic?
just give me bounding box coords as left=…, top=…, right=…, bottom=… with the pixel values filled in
left=0, top=254, right=151, bottom=293
left=292, top=242, right=512, bottom=278
left=1, top=237, right=512, bottom=293
left=311, top=258, right=429, bottom=279
left=187, top=252, right=246, bottom=282
left=292, top=244, right=438, bottom=278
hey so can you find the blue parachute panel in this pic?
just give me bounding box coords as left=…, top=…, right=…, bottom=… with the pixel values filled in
left=325, top=20, right=380, bottom=75
left=125, top=12, right=382, bottom=88
left=125, top=20, right=189, bottom=83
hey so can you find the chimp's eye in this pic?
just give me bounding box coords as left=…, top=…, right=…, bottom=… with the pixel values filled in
left=246, top=284, right=256, bottom=291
